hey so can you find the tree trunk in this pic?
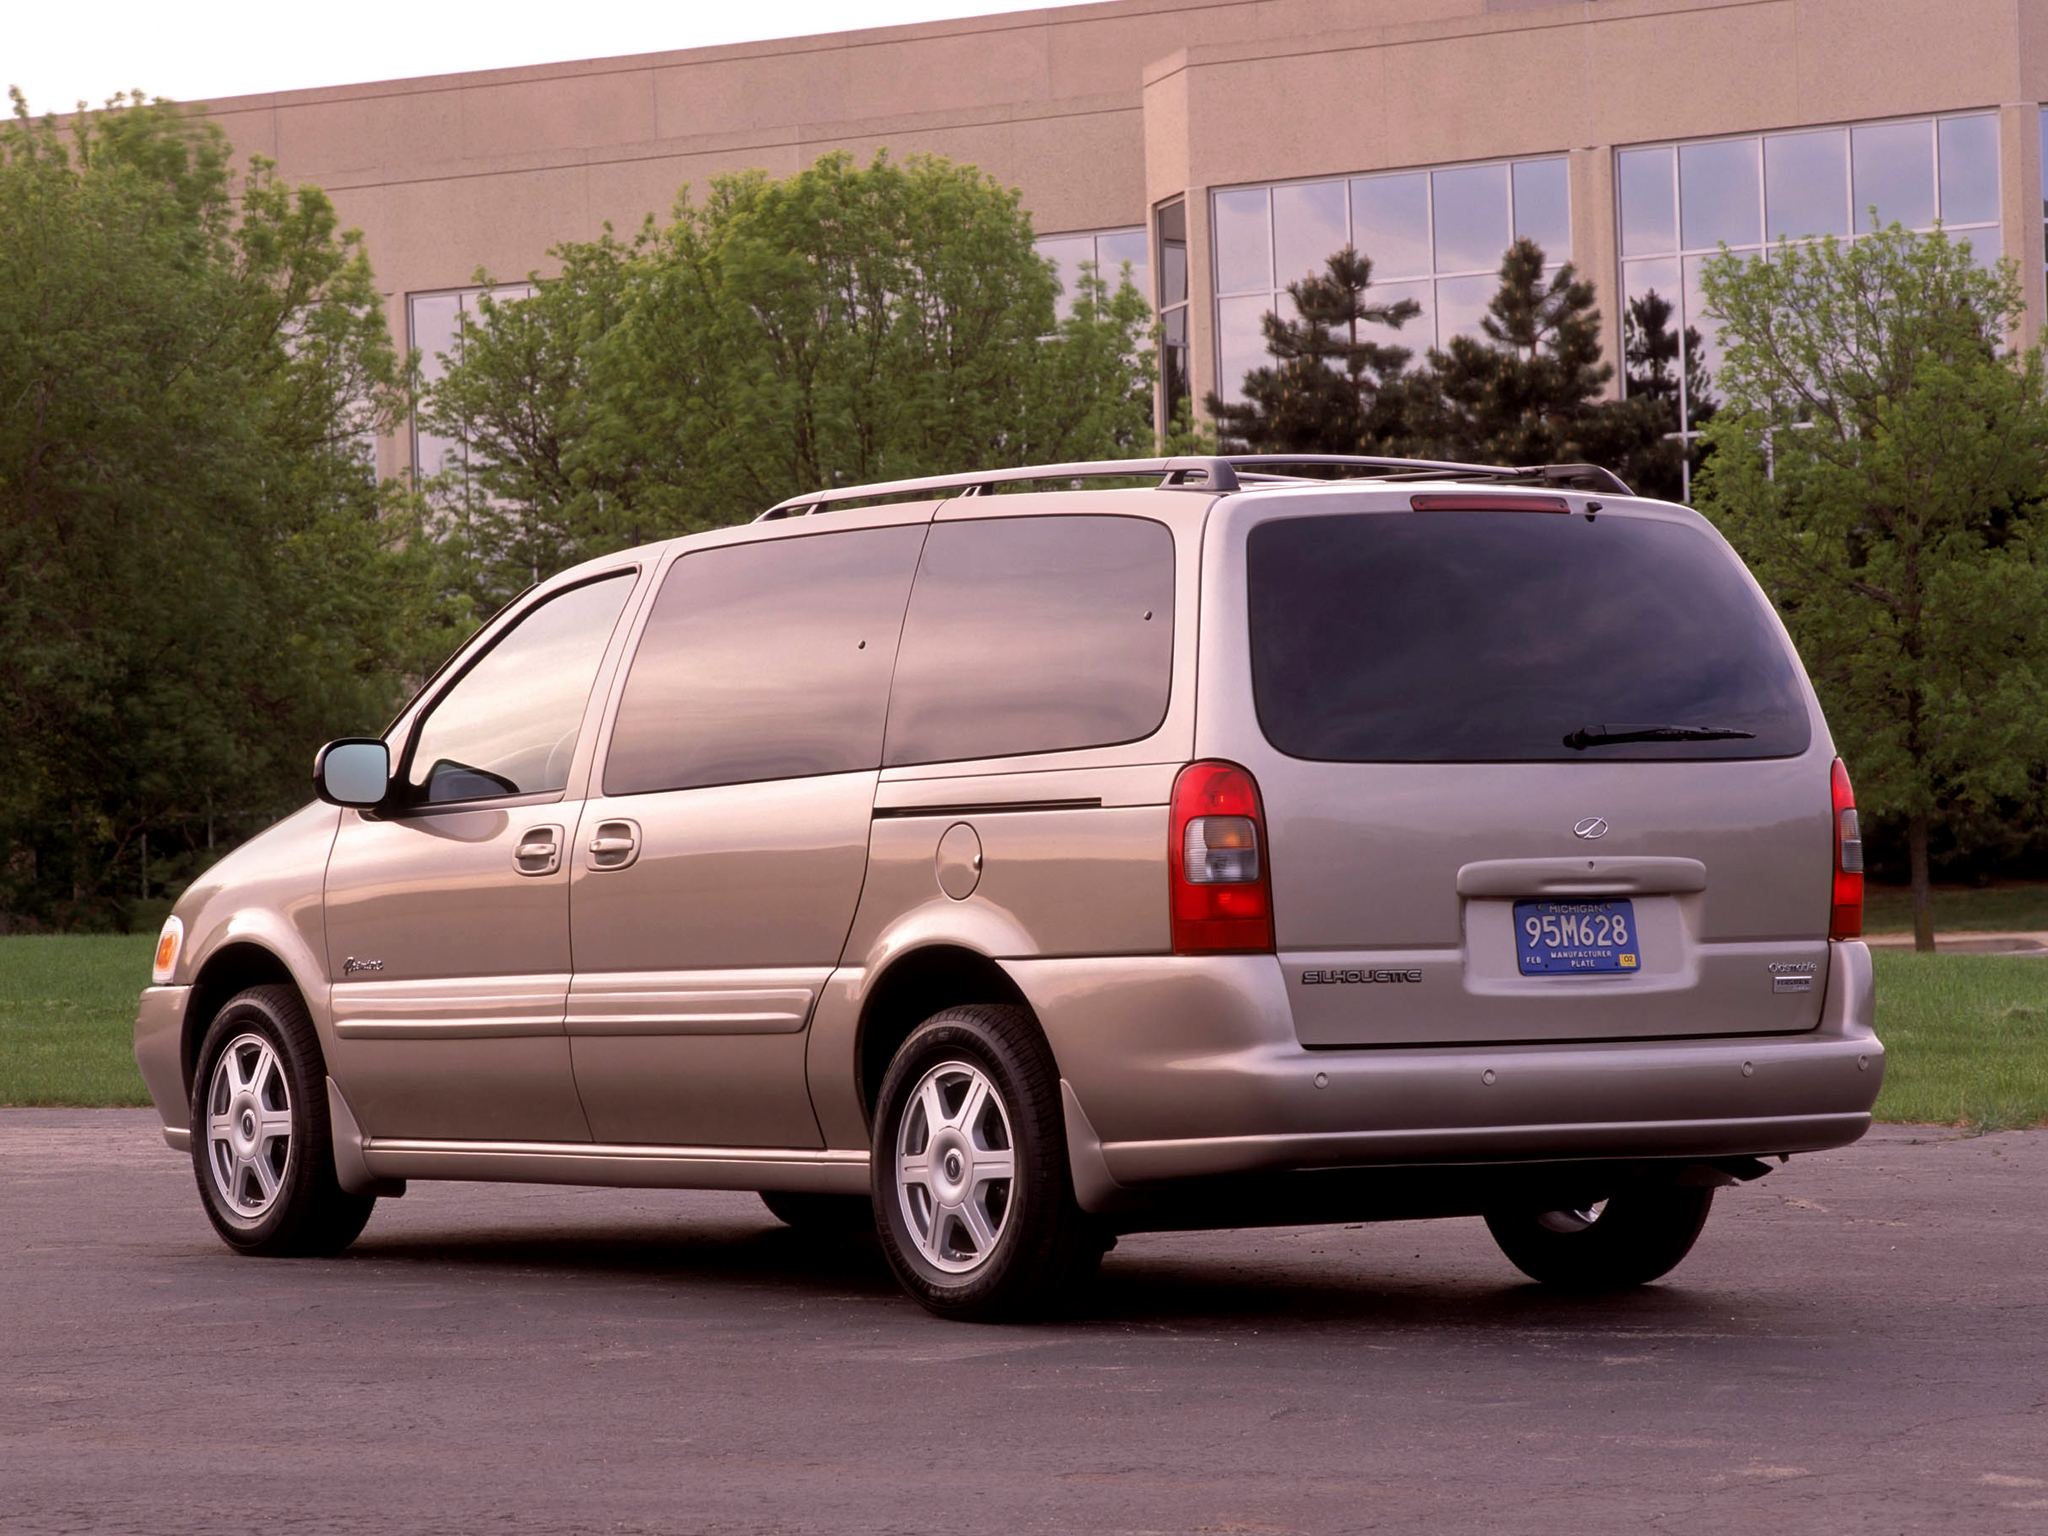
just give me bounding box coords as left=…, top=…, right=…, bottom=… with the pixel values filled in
left=1908, top=811, right=1935, bottom=953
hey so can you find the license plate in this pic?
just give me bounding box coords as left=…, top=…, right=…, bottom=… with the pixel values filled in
left=1514, top=898, right=1641, bottom=975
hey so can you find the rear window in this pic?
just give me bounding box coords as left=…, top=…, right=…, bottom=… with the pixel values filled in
left=1247, top=510, right=1811, bottom=762
left=883, top=515, right=1174, bottom=767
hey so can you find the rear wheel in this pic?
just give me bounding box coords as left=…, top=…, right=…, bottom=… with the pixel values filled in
left=1485, top=1185, right=1713, bottom=1291
left=189, top=985, right=376, bottom=1257
left=872, top=1004, right=1103, bottom=1321
left=759, top=1190, right=874, bottom=1234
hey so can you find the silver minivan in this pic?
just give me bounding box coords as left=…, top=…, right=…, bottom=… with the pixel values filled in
left=136, top=455, right=1883, bottom=1320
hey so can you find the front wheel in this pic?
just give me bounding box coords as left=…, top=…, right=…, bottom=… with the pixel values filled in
left=872, top=1004, right=1103, bottom=1321
left=1484, top=1185, right=1714, bottom=1291
left=190, top=985, right=376, bottom=1257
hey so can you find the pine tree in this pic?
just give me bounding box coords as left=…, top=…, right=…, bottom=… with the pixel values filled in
left=1207, top=247, right=1419, bottom=453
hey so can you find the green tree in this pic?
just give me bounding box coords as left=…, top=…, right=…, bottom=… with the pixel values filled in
left=1695, top=225, right=2048, bottom=948
left=1415, top=238, right=1668, bottom=484
left=424, top=151, right=1156, bottom=609
left=1618, top=287, right=1716, bottom=502
left=0, top=93, right=450, bottom=929
left=1206, top=247, right=1419, bottom=454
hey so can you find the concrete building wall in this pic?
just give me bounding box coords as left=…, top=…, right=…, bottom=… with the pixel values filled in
left=191, top=0, right=2048, bottom=479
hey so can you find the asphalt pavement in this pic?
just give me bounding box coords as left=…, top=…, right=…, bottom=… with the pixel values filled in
left=3, top=1109, right=2044, bottom=1535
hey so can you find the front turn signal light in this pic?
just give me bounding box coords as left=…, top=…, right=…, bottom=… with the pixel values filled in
left=151, top=917, right=183, bottom=984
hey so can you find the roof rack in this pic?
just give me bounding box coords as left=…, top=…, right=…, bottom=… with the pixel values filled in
left=755, top=454, right=1631, bottom=520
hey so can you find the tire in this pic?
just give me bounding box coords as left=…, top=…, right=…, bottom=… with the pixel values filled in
left=759, top=1190, right=875, bottom=1234
left=1484, top=1185, right=1714, bottom=1291
left=189, top=984, right=376, bottom=1257
left=871, top=1003, right=1104, bottom=1321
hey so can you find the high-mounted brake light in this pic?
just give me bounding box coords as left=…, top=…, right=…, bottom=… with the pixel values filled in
left=1409, top=493, right=1572, bottom=514
left=1830, top=758, right=1863, bottom=940
left=1169, top=761, right=1274, bottom=954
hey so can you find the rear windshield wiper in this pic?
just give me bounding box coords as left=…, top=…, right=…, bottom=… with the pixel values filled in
left=1563, top=723, right=1758, bottom=750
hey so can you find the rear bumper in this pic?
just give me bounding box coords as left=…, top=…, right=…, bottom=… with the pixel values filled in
left=134, top=986, right=192, bottom=1151
left=1020, top=940, right=1881, bottom=1203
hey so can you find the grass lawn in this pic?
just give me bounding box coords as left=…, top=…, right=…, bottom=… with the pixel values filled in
left=1864, top=880, right=2048, bottom=935
left=1868, top=951, right=2048, bottom=1132
left=1, top=936, right=2043, bottom=1133
left=0, top=935, right=155, bottom=1107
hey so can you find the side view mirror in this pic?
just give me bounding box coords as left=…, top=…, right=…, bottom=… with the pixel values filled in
left=313, top=738, right=391, bottom=809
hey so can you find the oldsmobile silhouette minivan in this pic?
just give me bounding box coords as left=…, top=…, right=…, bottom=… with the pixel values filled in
left=137, top=454, right=1882, bottom=1320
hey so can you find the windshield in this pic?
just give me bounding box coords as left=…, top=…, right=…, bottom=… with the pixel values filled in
left=1246, top=509, right=1812, bottom=762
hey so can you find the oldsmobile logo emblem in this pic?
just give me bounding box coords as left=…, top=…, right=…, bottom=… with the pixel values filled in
left=1572, top=816, right=1609, bottom=840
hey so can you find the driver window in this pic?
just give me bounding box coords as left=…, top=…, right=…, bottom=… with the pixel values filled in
left=407, top=574, right=634, bottom=805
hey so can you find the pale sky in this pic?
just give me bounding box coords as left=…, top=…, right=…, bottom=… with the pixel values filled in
left=6, top=0, right=1083, bottom=114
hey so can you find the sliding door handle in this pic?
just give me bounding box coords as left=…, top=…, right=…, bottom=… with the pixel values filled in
left=587, top=819, right=641, bottom=871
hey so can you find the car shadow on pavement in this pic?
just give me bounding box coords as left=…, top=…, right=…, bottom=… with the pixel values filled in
left=336, top=1213, right=1730, bottom=1332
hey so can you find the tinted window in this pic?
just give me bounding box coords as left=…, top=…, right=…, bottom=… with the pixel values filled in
left=1247, top=512, right=1811, bottom=762
left=885, top=516, right=1174, bottom=767
left=603, top=526, right=924, bottom=795
left=408, top=573, right=634, bottom=803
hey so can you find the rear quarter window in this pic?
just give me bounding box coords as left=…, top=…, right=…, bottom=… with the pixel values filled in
left=1246, top=509, right=1812, bottom=762
left=884, top=515, right=1174, bottom=766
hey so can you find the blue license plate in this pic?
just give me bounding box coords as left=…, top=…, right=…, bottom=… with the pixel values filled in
left=1514, top=898, right=1641, bottom=975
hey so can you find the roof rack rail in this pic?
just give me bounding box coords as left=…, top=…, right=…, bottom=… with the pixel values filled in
left=755, top=454, right=1630, bottom=520
left=757, top=457, right=1240, bottom=519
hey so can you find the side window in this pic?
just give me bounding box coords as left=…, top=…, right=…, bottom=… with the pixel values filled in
left=603, top=526, right=925, bottom=796
left=406, top=574, right=634, bottom=805
left=884, top=515, right=1174, bottom=767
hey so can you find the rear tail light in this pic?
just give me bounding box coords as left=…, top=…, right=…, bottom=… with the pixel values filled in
left=1831, top=758, right=1863, bottom=940
left=1169, top=761, right=1274, bottom=954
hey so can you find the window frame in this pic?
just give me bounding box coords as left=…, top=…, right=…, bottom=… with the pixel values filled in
left=386, top=567, right=641, bottom=816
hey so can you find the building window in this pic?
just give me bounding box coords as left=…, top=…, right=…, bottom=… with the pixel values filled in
left=1210, top=156, right=1570, bottom=406
left=1155, top=200, right=1190, bottom=432
left=407, top=284, right=535, bottom=481
left=1618, top=111, right=2001, bottom=490
left=1035, top=227, right=1150, bottom=320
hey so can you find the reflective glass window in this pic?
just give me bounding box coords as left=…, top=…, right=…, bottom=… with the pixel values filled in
left=1213, top=156, right=1561, bottom=401
left=604, top=528, right=924, bottom=796
left=1679, top=139, right=1761, bottom=250
left=409, top=574, right=634, bottom=804
left=1350, top=172, right=1433, bottom=279
left=885, top=517, right=1174, bottom=767
left=1764, top=128, right=1849, bottom=240
left=1360, top=278, right=1432, bottom=352
left=1272, top=180, right=1348, bottom=288
left=1618, top=148, right=1676, bottom=257
left=1435, top=273, right=1498, bottom=346
left=1035, top=228, right=1150, bottom=321
left=1036, top=234, right=1095, bottom=321
left=409, top=285, right=534, bottom=483
left=1433, top=163, right=1512, bottom=272
left=1963, top=226, right=2004, bottom=269
left=1937, top=113, right=1999, bottom=226
left=1852, top=120, right=1935, bottom=230
left=1512, top=157, right=1572, bottom=255
left=1215, top=294, right=1277, bottom=408
left=1213, top=187, right=1273, bottom=294
left=1095, top=229, right=1152, bottom=302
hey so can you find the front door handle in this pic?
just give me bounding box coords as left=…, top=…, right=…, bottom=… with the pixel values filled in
left=513, top=825, right=563, bottom=876
left=587, top=818, right=641, bottom=871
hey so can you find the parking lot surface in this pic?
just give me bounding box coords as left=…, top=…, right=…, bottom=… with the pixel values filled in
left=2, top=1109, right=2044, bottom=1535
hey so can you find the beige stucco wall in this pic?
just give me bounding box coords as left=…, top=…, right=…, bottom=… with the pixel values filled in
left=191, top=0, right=2048, bottom=474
